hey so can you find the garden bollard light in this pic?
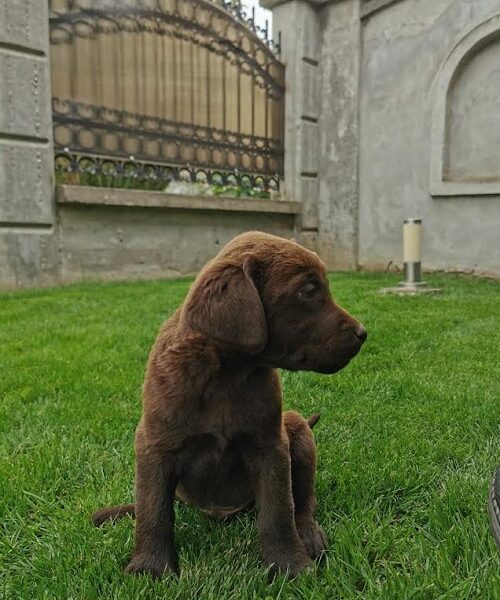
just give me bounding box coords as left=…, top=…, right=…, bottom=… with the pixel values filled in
left=382, top=218, right=440, bottom=294
left=399, top=218, right=425, bottom=288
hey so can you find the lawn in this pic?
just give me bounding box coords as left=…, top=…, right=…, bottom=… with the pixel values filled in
left=1, top=273, right=499, bottom=600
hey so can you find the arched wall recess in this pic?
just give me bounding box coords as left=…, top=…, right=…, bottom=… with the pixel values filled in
left=430, top=14, right=500, bottom=197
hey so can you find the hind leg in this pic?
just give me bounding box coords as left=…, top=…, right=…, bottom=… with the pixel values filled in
left=284, top=411, right=327, bottom=559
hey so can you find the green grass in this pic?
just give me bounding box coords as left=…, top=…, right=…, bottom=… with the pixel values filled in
left=1, top=273, right=499, bottom=599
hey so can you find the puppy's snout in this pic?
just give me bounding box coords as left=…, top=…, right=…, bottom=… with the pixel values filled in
left=354, top=324, right=368, bottom=343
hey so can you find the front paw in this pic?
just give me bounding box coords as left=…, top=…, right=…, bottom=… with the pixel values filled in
left=266, top=548, right=313, bottom=581
left=125, top=553, right=178, bottom=579
left=296, top=519, right=328, bottom=559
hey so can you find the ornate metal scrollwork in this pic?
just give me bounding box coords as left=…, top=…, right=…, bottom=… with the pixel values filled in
left=49, top=0, right=285, bottom=190
left=54, top=149, right=280, bottom=191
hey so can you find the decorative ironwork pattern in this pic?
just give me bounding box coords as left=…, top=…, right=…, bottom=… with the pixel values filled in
left=52, top=98, right=283, bottom=174
left=55, top=150, right=280, bottom=190
left=49, top=0, right=285, bottom=188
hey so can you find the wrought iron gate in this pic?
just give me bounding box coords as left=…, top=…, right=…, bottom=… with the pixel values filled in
left=49, top=0, right=285, bottom=190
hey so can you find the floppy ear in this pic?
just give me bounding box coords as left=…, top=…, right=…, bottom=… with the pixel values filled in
left=182, top=257, right=267, bottom=354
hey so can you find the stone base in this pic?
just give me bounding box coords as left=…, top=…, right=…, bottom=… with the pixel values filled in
left=381, top=284, right=443, bottom=295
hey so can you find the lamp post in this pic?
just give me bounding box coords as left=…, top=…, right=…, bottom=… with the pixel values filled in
left=399, top=218, right=425, bottom=288
left=382, top=218, right=441, bottom=295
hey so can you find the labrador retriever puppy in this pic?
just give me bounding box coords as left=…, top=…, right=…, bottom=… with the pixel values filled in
left=92, top=231, right=367, bottom=579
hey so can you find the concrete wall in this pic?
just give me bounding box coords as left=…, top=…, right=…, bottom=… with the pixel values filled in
left=447, top=34, right=500, bottom=182
left=3, top=0, right=500, bottom=287
left=0, top=2, right=297, bottom=290
left=54, top=186, right=299, bottom=286
left=270, top=0, right=321, bottom=253
left=0, top=0, right=58, bottom=287
left=0, top=183, right=299, bottom=289
left=316, top=0, right=361, bottom=269
left=358, top=0, right=500, bottom=276
left=263, top=0, right=362, bottom=268
left=57, top=207, right=295, bottom=283
left=264, top=0, right=500, bottom=277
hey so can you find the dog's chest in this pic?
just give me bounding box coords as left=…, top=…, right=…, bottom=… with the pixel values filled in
left=175, top=368, right=282, bottom=510
left=196, top=366, right=281, bottom=438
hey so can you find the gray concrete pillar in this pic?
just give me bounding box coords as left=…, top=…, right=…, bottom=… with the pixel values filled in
left=262, top=0, right=321, bottom=252
left=262, top=0, right=361, bottom=269
left=0, top=1, right=57, bottom=288
left=316, top=0, right=361, bottom=269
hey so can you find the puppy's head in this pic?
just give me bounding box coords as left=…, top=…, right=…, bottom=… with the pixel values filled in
left=182, top=232, right=366, bottom=374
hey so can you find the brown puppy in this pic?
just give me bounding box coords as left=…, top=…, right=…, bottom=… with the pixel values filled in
left=93, top=231, right=367, bottom=579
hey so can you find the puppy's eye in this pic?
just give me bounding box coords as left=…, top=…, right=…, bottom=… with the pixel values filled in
left=297, top=282, right=318, bottom=300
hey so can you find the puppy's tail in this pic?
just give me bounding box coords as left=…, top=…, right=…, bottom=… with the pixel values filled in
left=307, top=413, right=321, bottom=429
left=92, top=503, right=135, bottom=527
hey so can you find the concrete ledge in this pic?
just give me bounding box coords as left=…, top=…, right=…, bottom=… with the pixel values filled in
left=56, top=185, right=302, bottom=215
left=430, top=181, right=500, bottom=197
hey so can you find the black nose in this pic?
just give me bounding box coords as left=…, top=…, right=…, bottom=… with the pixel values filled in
left=354, top=324, right=367, bottom=343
